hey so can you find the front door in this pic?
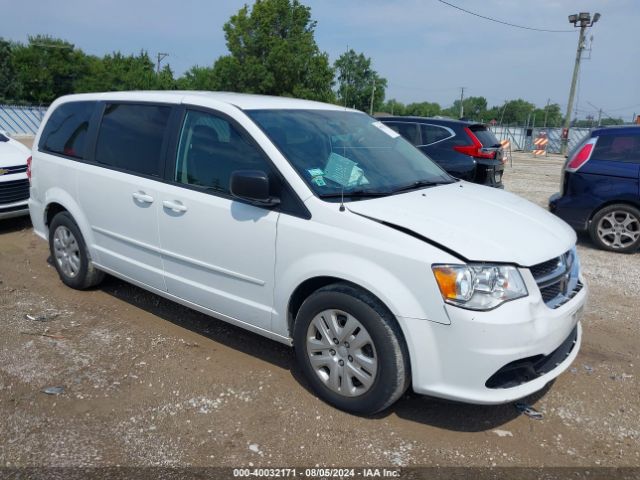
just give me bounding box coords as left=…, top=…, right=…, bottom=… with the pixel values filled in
left=156, top=109, right=279, bottom=330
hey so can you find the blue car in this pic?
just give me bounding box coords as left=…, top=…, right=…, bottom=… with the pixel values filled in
left=549, top=125, right=640, bottom=253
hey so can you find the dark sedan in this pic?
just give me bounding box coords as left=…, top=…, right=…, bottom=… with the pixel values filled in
left=378, top=116, right=505, bottom=187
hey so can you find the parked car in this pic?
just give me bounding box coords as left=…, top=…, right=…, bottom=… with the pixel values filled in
left=377, top=116, right=505, bottom=187
left=549, top=125, right=640, bottom=253
left=0, top=130, right=31, bottom=220
left=30, top=92, right=586, bottom=414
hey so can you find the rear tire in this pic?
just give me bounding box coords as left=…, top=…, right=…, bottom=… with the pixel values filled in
left=293, top=283, right=410, bottom=414
left=589, top=204, right=640, bottom=253
left=49, top=212, right=104, bottom=289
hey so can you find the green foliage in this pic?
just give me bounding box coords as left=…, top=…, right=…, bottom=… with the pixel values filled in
left=176, top=65, right=217, bottom=90
left=0, top=38, right=18, bottom=101
left=442, top=96, right=488, bottom=120
left=404, top=102, right=441, bottom=117
left=75, top=51, right=157, bottom=92
left=573, top=116, right=624, bottom=128
left=527, top=103, right=563, bottom=127
left=211, top=0, right=335, bottom=102
left=334, top=49, right=386, bottom=113
left=498, top=98, right=536, bottom=124
left=11, top=35, right=88, bottom=104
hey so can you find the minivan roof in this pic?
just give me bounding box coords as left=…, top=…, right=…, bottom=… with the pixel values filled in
left=53, top=91, right=352, bottom=112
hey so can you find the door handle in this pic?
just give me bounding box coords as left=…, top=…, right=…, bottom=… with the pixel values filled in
left=132, top=191, right=154, bottom=203
left=162, top=200, right=188, bottom=213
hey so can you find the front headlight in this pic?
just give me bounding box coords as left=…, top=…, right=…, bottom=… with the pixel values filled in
left=432, top=263, right=528, bottom=310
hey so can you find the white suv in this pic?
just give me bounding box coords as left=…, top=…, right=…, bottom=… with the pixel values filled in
left=29, top=92, right=587, bottom=414
left=0, top=130, right=31, bottom=219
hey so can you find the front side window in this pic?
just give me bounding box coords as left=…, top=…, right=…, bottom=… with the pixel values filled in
left=39, top=101, right=94, bottom=159
left=175, top=110, right=272, bottom=194
left=247, top=110, right=452, bottom=201
left=95, top=103, right=171, bottom=176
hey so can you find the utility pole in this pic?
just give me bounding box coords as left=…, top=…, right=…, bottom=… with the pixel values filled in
left=543, top=98, right=551, bottom=127
left=369, top=79, right=376, bottom=115
left=459, top=87, right=465, bottom=119
left=561, top=12, right=601, bottom=155
left=587, top=101, right=604, bottom=127
left=156, top=52, right=169, bottom=75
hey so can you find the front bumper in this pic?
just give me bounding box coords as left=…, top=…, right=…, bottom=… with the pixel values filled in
left=399, top=270, right=587, bottom=404
left=0, top=200, right=29, bottom=220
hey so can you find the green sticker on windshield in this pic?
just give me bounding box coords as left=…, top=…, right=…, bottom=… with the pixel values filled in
left=308, top=168, right=327, bottom=187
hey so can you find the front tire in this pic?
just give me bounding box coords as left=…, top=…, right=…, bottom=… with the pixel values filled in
left=589, top=204, right=640, bottom=253
left=49, top=212, right=104, bottom=289
left=293, top=283, right=410, bottom=414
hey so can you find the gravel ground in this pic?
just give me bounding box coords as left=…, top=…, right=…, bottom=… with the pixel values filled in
left=0, top=145, right=638, bottom=471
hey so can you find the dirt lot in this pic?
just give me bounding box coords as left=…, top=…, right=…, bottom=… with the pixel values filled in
left=1, top=144, right=638, bottom=470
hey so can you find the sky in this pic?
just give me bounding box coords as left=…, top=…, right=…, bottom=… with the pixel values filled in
left=1, top=0, right=639, bottom=121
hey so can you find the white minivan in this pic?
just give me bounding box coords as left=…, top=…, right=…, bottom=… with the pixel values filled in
left=29, top=92, right=587, bottom=414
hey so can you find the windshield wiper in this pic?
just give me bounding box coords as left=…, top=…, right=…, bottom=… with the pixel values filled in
left=318, top=189, right=390, bottom=199
left=390, top=179, right=452, bottom=194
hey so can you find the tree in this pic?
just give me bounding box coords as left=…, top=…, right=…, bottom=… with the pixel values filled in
left=442, top=96, right=487, bottom=120
left=404, top=101, right=441, bottom=117
left=334, top=49, right=387, bottom=113
left=380, top=99, right=406, bottom=115
left=176, top=66, right=217, bottom=90
left=11, top=35, right=88, bottom=103
left=75, top=51, right=156, bottom=92
left=156, top=64, right=176, bottom=90
left=0, top=38, right=18, bottom=102
left=498, top=98, right=536, bottom=125
left=211, top=0, right=334, bottom=102
left=533, top=103, right=562, bottom=127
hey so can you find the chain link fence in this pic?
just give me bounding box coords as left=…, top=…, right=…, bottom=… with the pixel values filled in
left=0, top=104, right=48, bottom=135
left=489, top=125, right=591, bottom=154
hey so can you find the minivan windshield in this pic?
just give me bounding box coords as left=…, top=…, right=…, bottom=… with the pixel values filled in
left=247, top=109, right=454, bottom=201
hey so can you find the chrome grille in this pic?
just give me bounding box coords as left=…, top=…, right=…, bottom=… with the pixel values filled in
left=530, top=249, right=582, bottom=309
left=0, top=164, right=28, bottom=175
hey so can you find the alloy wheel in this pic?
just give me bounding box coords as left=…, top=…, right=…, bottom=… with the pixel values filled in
left=596, top=210, right=640, bottom=250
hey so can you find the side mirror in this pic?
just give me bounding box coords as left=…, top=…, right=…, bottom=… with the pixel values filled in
left=230, top=170, right=280, bottom=207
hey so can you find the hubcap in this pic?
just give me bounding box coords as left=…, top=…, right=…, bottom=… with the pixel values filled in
left=597, top=211, right=640, bottom=249
left=306, top=309, right=378, bottom=397
left=53, top=226, right=81, bottom=278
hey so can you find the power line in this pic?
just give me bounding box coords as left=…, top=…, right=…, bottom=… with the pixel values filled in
left=436, top=0, right=575, bottom=33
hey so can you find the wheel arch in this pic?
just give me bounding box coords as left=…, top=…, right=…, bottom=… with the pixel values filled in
left=588, top=199, right=640, bottom=224
left=42, top=189, right=96, bottom=256
left=287, top=276, right=406, bottom=342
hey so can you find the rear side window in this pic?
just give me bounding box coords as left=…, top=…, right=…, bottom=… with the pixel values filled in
left=593, top=134, right=640, bottom=163
left=469, top=125, right=499, bottom=147
left=420, top=124, right=452, bottom=145
left=384, top=122, right=421, bottom=145
left=95, top=103, right=171, bottom=176
left=39, top=102, right=94, bottom=159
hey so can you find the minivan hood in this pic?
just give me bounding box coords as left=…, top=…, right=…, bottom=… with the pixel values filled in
left=346, top=182, right=576, bottom=266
